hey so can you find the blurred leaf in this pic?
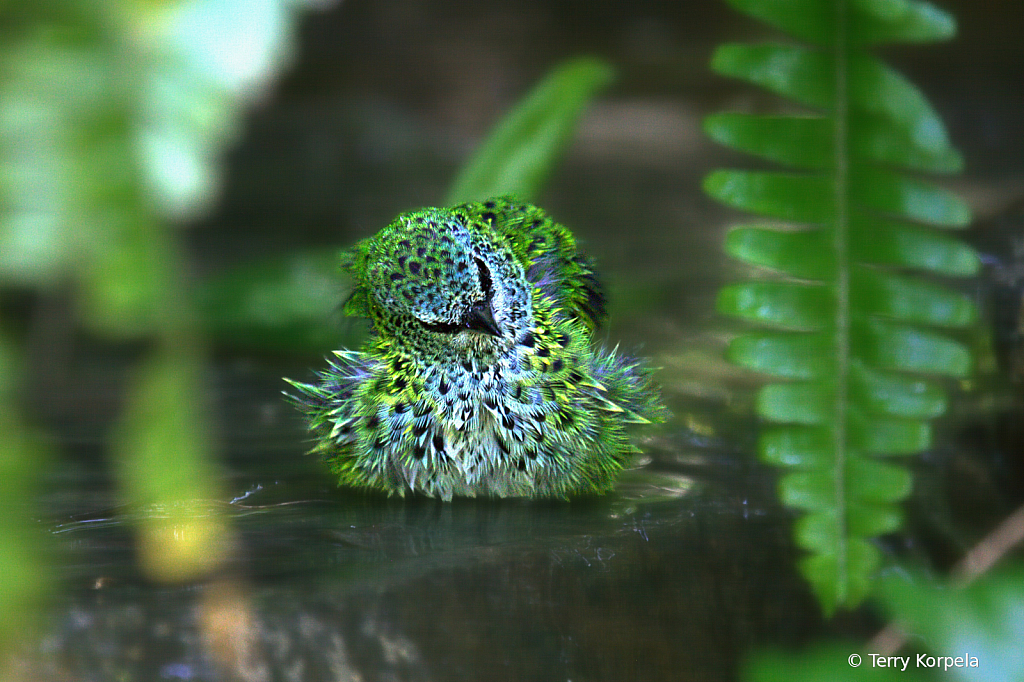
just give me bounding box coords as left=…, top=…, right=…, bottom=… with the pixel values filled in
left=0, top=0, right=322, bottom=601
left=718, top=281, right=831, bottom=330
left=850, top=217, right=979, bottom=276
left=705, top=114, right=833, bottom=170
left=199, top=249, right=365, bottom=354
left=725, top=332, right=832, bottom=379
left=724, top=226, right=834, bottom=280
left=706, top=0, right=976, bottom=614
left=857, top=320, right=971, bottom=377
left=725, top=0, right=955, bottom=47
left=446, top=56, right=615, bottom=204
left=853, top=169, right=971, bottom=227
left=724, top=222, right=979, bottom=281
left=851, top=268, right=977, bottom=327
left=0, top=334, right=50, bottom=665
left=0, top=0, right=323, bottom=333
left=112, top=344, right=229, bottom=583
left=797, top=538, right=881, bottom=613
left=711, top=43, right=834, bottom=109
left=704, top=170, right=834, bottom=223
left=879, top=570, right=1024, bottom=682
left=138, top=0, right=318, bottom=219
left=849, top=360, right=946, bottom=419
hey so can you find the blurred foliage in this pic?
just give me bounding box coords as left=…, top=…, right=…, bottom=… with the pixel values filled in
left=198, top=248, right=356, bottom=355
left=199, top=55, right=615, bottom=355
left=445, top=56, right=615, bottom=205
left=743, top=569, right=1024, bottom=682
left=704, top=0, right=979, bottom=614
left=0, top=332, right=51, bottom=667
left=878, top=569, right=1024, bottom=681
left=0, top=0, right=321, bottom=663
left=111, top=342, right=230, bottom=583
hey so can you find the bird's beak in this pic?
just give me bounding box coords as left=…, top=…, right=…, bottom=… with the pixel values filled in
left=464, top=302, right=501, bottom=336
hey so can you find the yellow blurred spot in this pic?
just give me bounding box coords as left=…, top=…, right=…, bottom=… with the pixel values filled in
left=137, top=503, right=229, bottom=583
left=683, top=412, right=715, bottom=438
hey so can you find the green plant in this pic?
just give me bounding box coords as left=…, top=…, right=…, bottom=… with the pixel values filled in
left=703, top=0, right=979, bottom=614
left=446, top=57, right=614, bottom=204
left=0, top=334, right=50, bottom=666
left=0, top=0, right=317, bottom=660
left=743, top=567, right=1024, bottom=682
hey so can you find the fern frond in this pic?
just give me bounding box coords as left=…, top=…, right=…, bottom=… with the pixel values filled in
left=704, top=0, right=979, bottom=614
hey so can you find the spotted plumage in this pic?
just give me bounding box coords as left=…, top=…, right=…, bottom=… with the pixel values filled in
left=286, top=196, right=665, bottom=499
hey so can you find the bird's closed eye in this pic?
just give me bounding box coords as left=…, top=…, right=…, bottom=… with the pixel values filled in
left=417, top=318, right=463, bottom=334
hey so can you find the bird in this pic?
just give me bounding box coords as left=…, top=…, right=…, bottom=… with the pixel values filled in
left=285, top=196, right=665, bottom=500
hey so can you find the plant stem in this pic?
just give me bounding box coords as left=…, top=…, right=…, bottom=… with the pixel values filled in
left=832, top=0, right=852, bottom=602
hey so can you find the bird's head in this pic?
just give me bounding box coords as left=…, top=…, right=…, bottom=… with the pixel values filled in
left=343, top=207, right=528, bottom=359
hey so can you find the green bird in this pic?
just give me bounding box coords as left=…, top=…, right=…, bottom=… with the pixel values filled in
left=286, top=197, right=665, bottom=500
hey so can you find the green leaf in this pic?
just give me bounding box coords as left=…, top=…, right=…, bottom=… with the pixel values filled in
left=724, top=216, right=979, bottom=282
left=760, top=425, right=832, bottom=468
left=844, top=501, right=903, bottom=536
left=778, top=469, right=838, bottom=511
left=849, top=360, right=946, bottom=418
left=198, top=249, right=361, bottom=354
left=857, top=319, right=972, bottom=377
left=724, top=0, right=838, bottom=46
left=799, top=539, right=879, bottom=615
left=725, top=226, right=834, bottom=279
left=758, top=383, right=831, bottom=424
left=777, top=455, right=909, bottom=510
left=878, top=571, right=1024, bottom=682
left=704, top=114, right=833, bottom=169
left=711, top=46, right=963, bottom=174
left=852, top=414, right=930, bottom=453
left=852, top=168, right=971, bottom=227
left=852, top=0, right=956, bottom=44
left=726, top=332, right=831, bottom=380
left=849, top=55, right=962, bottom=172
left=846, top=455, right=913, bottom=502
left=718, top=281, right=831, bottom=330
left=796, top=506, right=902, bottom=550
left=711, top=44, right=834, bottom=110
left=725, top=0, right=955, bottom=47
left=853, top=110, right=963, bottom=172
left=704, top=170, right=834, bottom=223
left=850, top=216, right=979, bottom=275
left=446, top=57, right=615, bottom=204
left=705, top=0, right=976, bottom=614
left=850, top=267, right=977, bottom=327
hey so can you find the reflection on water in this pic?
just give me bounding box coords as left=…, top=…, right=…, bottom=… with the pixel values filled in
left=23, top=363, right=875, bottom=682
